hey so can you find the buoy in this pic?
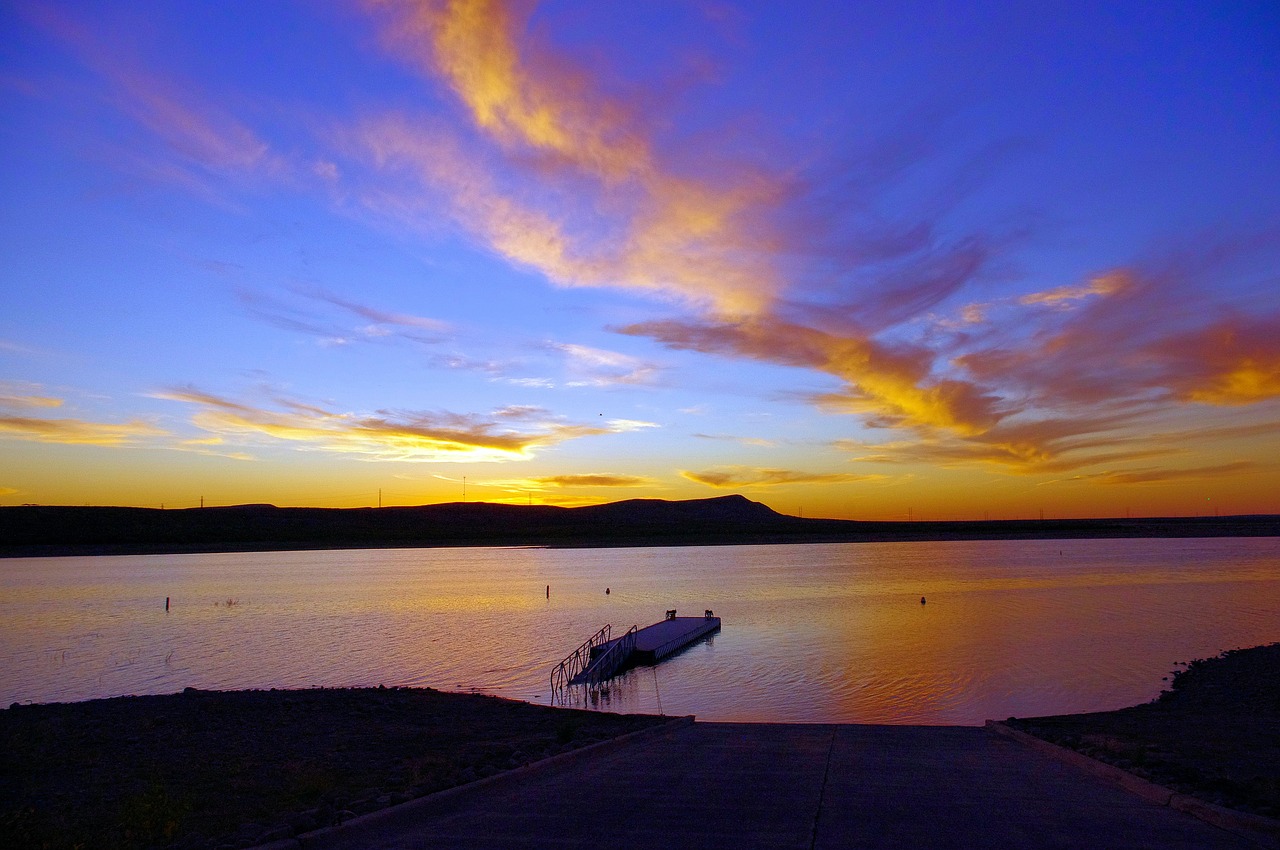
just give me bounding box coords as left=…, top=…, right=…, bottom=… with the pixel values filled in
left=605, top=587, right=610, bottom=595
left=920, top=596, right=926, bottom=605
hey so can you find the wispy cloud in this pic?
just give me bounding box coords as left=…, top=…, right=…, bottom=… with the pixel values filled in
left=681, top=466, right=880, bottom=488
left=1065, top=461, right=1263, bottom=486
left=0, top=381, right=64, bottom=409
left=239, top=287, right=452, bottom=348
left=0, top=416, right=168, bottom=446
left=693, top=433, right=777, bottom=448
left=155, top=386, right=623, bottom=463
left=1018, top=272, right=1128, bottom=309
left=24, top=4, right=291, bottom=197
left=528, top=474, right=656, bottom=488
left=547, top=342, right=659, bottom=387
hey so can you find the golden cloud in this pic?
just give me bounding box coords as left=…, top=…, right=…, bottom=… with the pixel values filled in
left=0, top=416, right=168, bottom=446
left=157, top=387, right=619, bottom=463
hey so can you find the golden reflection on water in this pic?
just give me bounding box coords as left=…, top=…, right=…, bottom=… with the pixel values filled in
left=2, top=538, right=1278, bottom=723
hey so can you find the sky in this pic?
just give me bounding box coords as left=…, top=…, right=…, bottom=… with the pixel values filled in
left=2, top=1, right=1278, bottom=520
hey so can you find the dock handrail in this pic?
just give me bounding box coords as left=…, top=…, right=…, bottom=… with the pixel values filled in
left=571, top=625, right=638, bottom=688
left=550, top=624, right=612, bottom=692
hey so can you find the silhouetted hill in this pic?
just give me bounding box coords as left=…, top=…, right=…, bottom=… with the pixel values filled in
left=0, top=497, right=1277, bottom=557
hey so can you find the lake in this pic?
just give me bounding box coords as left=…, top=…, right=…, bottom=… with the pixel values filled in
left=2, top=537, right=1278, bottom=724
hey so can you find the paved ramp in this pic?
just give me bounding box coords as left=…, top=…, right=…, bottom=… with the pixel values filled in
left=295, top=722, right=1262, bottom=849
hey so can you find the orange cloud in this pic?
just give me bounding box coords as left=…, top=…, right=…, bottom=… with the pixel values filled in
left=356, top=2, right=781, bottom=315
left=623, top=316, right=1004, bottom=436
left=1153, top=314, right=1280, bottom=405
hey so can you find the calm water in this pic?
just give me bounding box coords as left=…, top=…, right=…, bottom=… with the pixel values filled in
left=2, top=538, right=1278, bottom=724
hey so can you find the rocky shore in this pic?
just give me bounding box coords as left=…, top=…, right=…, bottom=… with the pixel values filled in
left=1007, top=642, right=1280, bottom=820
left=1, top=686, right=667, bottom=850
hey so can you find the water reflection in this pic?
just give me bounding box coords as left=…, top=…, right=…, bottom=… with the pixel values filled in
left=1, top=538, right=1277, bottom=724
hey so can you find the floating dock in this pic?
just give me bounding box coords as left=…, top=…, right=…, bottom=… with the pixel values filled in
left=596, top=614, right=721, bottom=666
left=551, top=611, right=721, bottom=691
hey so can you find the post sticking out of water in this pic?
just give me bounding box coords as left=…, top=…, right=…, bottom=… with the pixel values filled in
left=546, top=585, right=549, bottom=599
left=165, top=597, right=170, bottom=612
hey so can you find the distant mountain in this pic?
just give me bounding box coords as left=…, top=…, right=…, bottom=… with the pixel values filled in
left=1, top=497, right=1277, bottom=557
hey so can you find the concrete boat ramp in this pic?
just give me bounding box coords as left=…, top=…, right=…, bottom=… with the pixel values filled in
left=288, top=721, right=1266, bottom=850
left=551, top=611, right=721, bottom=691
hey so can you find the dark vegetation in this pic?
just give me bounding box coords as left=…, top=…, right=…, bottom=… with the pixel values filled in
left=0, top=687, right=668, bottom=850
left=1007, top=643, right=1280, bottom=819
left=3, top=495, right=1277, bottom=557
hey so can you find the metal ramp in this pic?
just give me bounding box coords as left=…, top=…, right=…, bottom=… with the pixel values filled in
left=550, top=624, right=638, bottom=693
left=572, top=625, right=637, bottom=687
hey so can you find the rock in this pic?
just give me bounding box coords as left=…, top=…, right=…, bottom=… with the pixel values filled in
left=289, top=809, right=320, bottom=833
left=259, top=825, right=292, bottom=843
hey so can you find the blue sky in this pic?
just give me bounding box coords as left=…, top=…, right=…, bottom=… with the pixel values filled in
left=2, top=1, right=1278, bottom=519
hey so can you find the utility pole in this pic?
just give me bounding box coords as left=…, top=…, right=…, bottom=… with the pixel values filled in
left=462, top=476, right=467, bottom=502
left=378, top=489, right=382, bottom=509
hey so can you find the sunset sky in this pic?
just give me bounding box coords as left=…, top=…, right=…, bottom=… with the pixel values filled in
left=2, top=1, right=1278, bottom=520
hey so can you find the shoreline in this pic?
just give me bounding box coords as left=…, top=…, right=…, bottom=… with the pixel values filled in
left=3, top=507, right=1277, bottom=560
left=4, top=644, right=1277, bottom=848
left=5, top=514, right=1274, bottom=560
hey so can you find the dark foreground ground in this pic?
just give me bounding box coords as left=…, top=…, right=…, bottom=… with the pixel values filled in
left=3, top=644, right=1277, bottom=849
left=1007, top=643, right=1280, bottom=819
left=0, top=688, right=667, bottom=850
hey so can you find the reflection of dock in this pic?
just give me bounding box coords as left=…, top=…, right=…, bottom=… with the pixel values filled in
left=551, top=611, right=720, bottom=693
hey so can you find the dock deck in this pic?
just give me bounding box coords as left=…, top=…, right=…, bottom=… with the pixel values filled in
left=554, top=612, right=721, bottom=690
left=599, top=616, right=721, bottom=665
